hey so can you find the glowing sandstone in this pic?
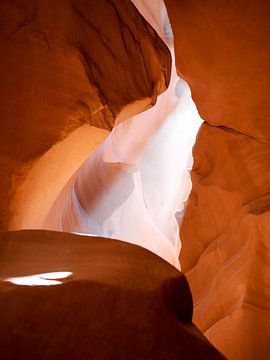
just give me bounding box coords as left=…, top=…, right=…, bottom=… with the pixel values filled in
left=182, top=124, right=270, bottom=359
left=165, top=0, right=270, bottom=358
left=10, top=125, right=109, bottom=230
left=0, top=1, right=223, bottom=358
left=0, top=0, right=171, bottom=229
left=1, top=0, right=269, bottom=358
left=43, top=2, right=202, bottom=269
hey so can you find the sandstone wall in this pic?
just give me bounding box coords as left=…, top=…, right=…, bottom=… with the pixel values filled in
left=0, top=0, right=171, bottom=229
left=165, top=0, right=270, bottom=358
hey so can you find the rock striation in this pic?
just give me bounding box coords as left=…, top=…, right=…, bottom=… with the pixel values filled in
left=165, top=0, right=270, bottom=141
left=181, top=124, right=270, bottom=359
left=1, top=0, right=269, bottom=357
left=0, top=0, right=171, bottom=229
left=165, top=0, right=270, bottom=358
left=40, top=0, right=202, bottom=270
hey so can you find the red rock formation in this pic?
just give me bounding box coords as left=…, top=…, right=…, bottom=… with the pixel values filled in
left=10, top=125, right=109, bottom=230
left=2, top=0, right=268, bottom=357
left=165, top=0, right=270, bottom=141
left=0, top=230, right=225, bottom=360
left=182, top=124, right=270, bottom=358
left=0, top=0, right=171, bottom=229
left=0, top=1, right=225, bottom=357
left=6, top=0, right=202, bottom=270
left=164, top=0, right=270, bottom=358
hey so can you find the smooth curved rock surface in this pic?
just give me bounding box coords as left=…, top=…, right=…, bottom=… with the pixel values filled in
left=165, top=0, right=270, bottom=142
left=164, top=0, right=270, bottom=358
left=9, top=125, right=109, bottom=230
left=0, top=0, right=171, bottom=229
left=42, top=2, right=202, bottom=269
left=181, top=124, right=270, bottom=359
left=0, top=230, right=225, bottom=360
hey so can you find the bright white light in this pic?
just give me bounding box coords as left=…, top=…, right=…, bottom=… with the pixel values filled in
left=43, top=5, right=202, bottom=270
left=72, top=232, right=98, bottom=237
left=6, top=271, right=72, bottom=286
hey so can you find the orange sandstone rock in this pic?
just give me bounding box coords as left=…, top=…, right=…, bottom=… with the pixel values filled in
left=0, top=0, right=171, bottom=229
left=164, top=0, right=270, bottom=358
left=0, top=230, right=225, bottom=360
left=165, top=0, right=270, bottom=141
left=181, top=124, right=270, bottom=358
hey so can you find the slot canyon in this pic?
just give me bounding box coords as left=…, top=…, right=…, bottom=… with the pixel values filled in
left=0, top=0, right=269, bottom=359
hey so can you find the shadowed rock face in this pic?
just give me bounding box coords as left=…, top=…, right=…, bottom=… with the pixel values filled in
left=164, top=0, right=270, bottom=358
left=0, top=230, right=225, bottom=360
left=0, top=0, right=171, bottom=229
left=165, top=0, right=270, bottom=141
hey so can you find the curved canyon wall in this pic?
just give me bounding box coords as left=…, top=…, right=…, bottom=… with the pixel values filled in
left=0, top=230, right=225, bottom=359
left=5, top=0, right=202, bottom=269
left=165, top=0, right=270, bottom=358
left=42, top=50, right=202, bottom=269
left=0, top=0, right=170, bottom=230
left=0, top=0, right=269, bottom=358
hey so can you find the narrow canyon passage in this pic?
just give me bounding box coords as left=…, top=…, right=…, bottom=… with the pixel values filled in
left=43, top=68, right=202, bottom=269
left=0, top=0, right=269, bottom=359
left=11, top=1, right=203, bottom=269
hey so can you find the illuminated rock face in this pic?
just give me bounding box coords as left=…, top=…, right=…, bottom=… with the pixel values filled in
left=43, top=1, right=202, bottom=269
left=1, top=0, right=268, bottom=358
left=2, top=0, right=202, bottom=269
left=0, top=0, right=170, bottom=229
left=182, top=125, right=270, bottom=358
left=10, top=125, right=110, bottom=230
left=165, top=0, right=270, bottom=358
left=43, top=76, right=202, bottom=269
left=0, top=1, right=223, bottom=358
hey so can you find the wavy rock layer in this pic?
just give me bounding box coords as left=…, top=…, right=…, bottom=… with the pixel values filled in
left=182, top=124, right=270, bottom=359
left=0, top=0, right=171, bottom=229
left=42, top=49, right=202, bottom=270
left=165, top=0, right=270, bottom=141
left=164, top=0, right=270, bottom=358
left=0, top=230, right=225, bottom=360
